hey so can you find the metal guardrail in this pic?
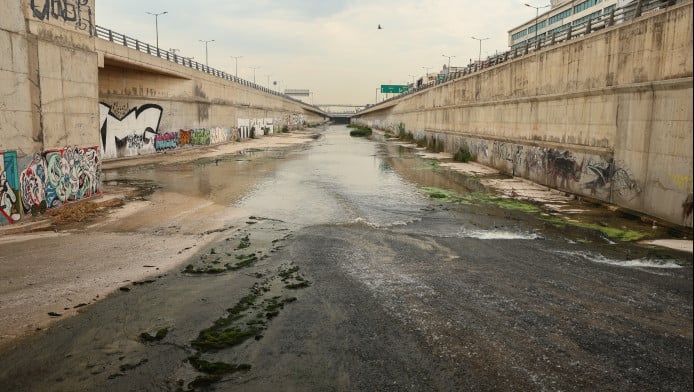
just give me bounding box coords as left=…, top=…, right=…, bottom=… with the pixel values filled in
left=94, top=25, right=320, bottom=111
left=365, top=0, right=688, bottom=111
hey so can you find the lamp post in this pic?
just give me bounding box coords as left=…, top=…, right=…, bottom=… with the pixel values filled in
left=199, top=39, right=214, bottom=66
left=471, top=36, right=489, bottom=65
left=422, top=66, right=432, bottom=83
left=146, top=11, right=167, bottom=48
left=442, top=54, right=456, bottom=72
left=524, top=3, right=550, bottom=44
left=264, top=74, right=272, bottom=88
left=230, top=56, right=242, bottom=77
left=249, top=66, right=260, bottom=84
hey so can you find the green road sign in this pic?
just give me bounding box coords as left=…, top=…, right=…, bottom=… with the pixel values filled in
left=380, top=84, right=409, bottom=94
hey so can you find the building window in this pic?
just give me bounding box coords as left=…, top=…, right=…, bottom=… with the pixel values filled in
left=603, top=4, right=616, bottom=14
left=549, top=9, right=572, bottom=25
left=574, top=0, right=603, bottom=14
left=512, top=30, right=528, bottom=41
left=528, top=20, right=547, bottom=34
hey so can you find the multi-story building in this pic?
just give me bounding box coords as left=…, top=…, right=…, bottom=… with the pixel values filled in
left=507, top=0, right=633, bottom=50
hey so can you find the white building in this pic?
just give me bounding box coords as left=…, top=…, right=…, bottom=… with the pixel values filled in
left=507, top=0, right=634, bottom=50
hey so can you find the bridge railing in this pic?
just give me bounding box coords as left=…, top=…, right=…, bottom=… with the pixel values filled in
left=94, top=25, right=319, bottom=111
left=366, top=0, right=687, bottom=111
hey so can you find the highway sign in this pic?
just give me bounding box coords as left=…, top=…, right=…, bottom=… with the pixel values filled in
left=380, top=85, right=409, bottom=94
left=285, top=89, right=310, bottom=96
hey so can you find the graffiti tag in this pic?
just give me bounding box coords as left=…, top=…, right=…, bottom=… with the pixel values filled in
left=30, top=0, right=94, bottom=36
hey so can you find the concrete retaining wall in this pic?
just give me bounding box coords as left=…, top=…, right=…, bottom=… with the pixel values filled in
left=356, top=3, right=693, bottom=227
left=0, top=0, right=325, bottom=225
left=96, top=39, right=324, bottom=160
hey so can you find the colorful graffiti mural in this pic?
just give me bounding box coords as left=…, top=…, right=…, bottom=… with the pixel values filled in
left=1, top=151, right=21, bottom=223
left=0, top=146, right=101, bottom=225
left=154, top=132, right=178, bottom=151
left=191, top=129, right=211, bottom=145
left=18, top=153, right=48, bottom=216
left=43, top=147, right=101, bottom=208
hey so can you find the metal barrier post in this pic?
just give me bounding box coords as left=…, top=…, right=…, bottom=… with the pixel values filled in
left=635, top=0, right=643, bottom=17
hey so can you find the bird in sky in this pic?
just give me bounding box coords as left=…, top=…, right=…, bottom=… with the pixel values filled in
left=378, top=24, right=382, bottom=29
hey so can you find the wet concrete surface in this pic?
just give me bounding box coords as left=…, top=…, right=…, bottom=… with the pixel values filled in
left=0, top=125, right=691, bottom=391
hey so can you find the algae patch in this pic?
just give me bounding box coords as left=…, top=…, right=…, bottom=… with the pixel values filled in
left=421, top=187, right=540, bottom=213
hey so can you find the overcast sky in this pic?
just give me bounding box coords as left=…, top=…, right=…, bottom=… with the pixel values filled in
left=96, top=0, right=538, bottom=106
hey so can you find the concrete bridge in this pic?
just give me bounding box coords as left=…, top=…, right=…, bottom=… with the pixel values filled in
left=0, top=0, right=691, bottom=228
left=315, top=104, right=366, bottom=123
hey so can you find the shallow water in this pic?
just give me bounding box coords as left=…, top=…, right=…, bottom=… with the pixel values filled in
left=1, top=125, right=689, bottom=391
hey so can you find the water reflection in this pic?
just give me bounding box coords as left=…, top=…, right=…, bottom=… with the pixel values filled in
left=235, top=125, right=429, bottom=228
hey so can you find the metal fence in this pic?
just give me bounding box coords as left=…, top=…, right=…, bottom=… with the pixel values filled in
left=94, top=25, right=314, bottom=109
left=368, top=0, right=688, bottom=109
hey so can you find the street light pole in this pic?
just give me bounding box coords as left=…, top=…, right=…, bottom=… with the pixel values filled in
left=146, top=11, right=167, bottom=48
left=524, top=3, right=550, bottom=44
left=199, top=39, right=214, bottom=66
left=249, top=66, right=260, bottom=84
left=471, top=36, right=490, bottom=65
left=442, top=54, right=456, bottom=71
left=230, top=56, right=242, bottom=77
left=264, top=74, right=272, bottom=88
left=422, top=66, right=432, bottom=83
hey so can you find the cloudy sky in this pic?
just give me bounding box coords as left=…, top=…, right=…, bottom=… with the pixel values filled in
left=96, top=0, right=538, bottom=106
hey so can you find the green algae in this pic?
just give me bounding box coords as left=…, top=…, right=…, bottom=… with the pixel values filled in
left=573, top=222, right=647, bottom=242
left=420, top=187, right=540, bottom=212
left=540, top=215, right=647, bottom=242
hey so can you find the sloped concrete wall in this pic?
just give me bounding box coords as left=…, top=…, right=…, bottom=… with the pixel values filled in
left=1, top=0, right=101, bottom=225
left=356, top=3, right=693, bottom=227
left=0, top=0, right=325, bottom=225
left=96, top=39, right=325, bottom=159
left=1, top=0, right=99, bottom=156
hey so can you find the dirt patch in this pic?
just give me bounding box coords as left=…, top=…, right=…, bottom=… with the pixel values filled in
left=44, top=198, right=125, bottom=228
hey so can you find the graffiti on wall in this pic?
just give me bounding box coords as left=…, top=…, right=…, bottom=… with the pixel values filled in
left=546, top=149, right=585, bottom=190
left=99, top=103, right=162, bottom=159
left=43, top=146, right=101, bottom=208
left=30, top=0, right=94, bottom=36
left=286, top=114, right=305, bottom=130
left=154, top=132, right=178, bottom=151
left=584, top=158, right=641, bottom=200
left=1, top=146, right=100, bottom=225
left=191, top=129, right=211, bottom=145
left=210, top=127, right=230, bottom=144
left=178, top=130, right=191, bottom=145
left=18, top=153, right=48, bottom=216
left=1, top=151, right=21, bottom=223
